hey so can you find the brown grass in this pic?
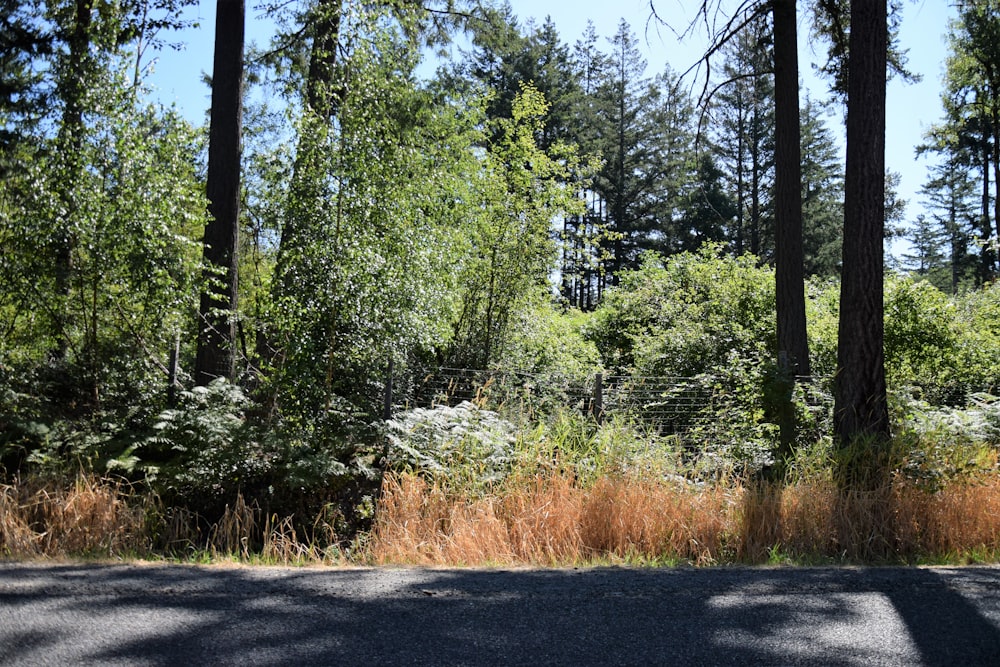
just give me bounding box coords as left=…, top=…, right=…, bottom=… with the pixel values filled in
left=0, top=474, right=149, bottom=559
left=369, top=472, right=1000, bottom=566
left=4, top=472, right=999, bottom=566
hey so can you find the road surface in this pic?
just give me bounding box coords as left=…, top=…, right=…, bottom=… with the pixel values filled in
left=2, top=562, right=1000, bottom=665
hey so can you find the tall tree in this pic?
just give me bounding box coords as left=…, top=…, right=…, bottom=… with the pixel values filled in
left=771, top=0, right=809, bottom=380
left=800, top=95, right=844, bottom=277
left=195, top=0, right=245, bottom=384
left=0, top=0, right=51, bottom=159
left=51, top=0, right=96, bottom=361
left=915, top=144, right=978, bottom=291
left=834, top=0, right=891, bottom=447
left=665, top=0, right=808, bottom=471
left=933, top=0, right=1000, bottom=282
left=593, top=20, right=662, bottom=278
left=712, top=15, right=774, bottom=260
left=562, top=21, right=609, bottom=309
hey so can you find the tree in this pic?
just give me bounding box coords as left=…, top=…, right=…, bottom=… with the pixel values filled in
left=900, top=214, right=949, bottom=285
left=448, top=83, right=586, bottom=367
left=834, top=0, right=891, bottom=448
left=253, top=2, right=492, bottom=424
left=800, top=95, right=844, bottom=277
left=593, top=20, right=663, bottom=278
left=1, top=1, right=206, bottom=412
left=712, top=14, right=774, bottom=259
left=771, top=0, right=809, bottom=379
left=195, top=0, right=245, bottom=385
left=930, top=1, right=1000, bottom=282
left=562, top=21, right=609, bottom=309
left=915, top=144, right=978, bottom=291
left=0, top=0, right=51, bottom=160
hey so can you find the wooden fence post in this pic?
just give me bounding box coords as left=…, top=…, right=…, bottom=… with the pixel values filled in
left=593, top=372, right=604, bottom=423
left=383, top=359, right=394, bottom=421
left=167, top=335, right=180, bottom=407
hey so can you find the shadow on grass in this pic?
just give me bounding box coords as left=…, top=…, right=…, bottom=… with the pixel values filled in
left=1, top=561, right=999, bottom=665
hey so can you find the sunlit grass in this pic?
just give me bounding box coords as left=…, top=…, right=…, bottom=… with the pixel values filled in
left=367, top=471, right=1000, bottom=567
left=3, top=460, right=1000, bottom=567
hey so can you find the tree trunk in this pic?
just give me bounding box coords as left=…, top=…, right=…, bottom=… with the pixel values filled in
left=834, top=0, right=890, bottom=449
left=195, top=0, right=245, bottom=385
left=980, top=99, right=993, bottom=283
left=772, top=0, right=809, bottom=378
left=770, top=0, right=810, bottom=476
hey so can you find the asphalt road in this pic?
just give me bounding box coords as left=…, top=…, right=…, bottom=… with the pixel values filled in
left=2, top=562, right=1000, bottom=666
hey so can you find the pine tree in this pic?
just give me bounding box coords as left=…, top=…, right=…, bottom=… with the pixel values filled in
left=563, top=21, right=608, bottom=309
left=712, top=16, right=774, bottom=260
left=835, top=0, right=891, bottom=450
left=933, top=0, right=1000, bottom=281
left=195, top=0, right=245, bottom=385
left=901, top=214, right=949, bottom=285
left=916, top=143, right=978, bottom=291
left=592, top=20, right=662, bottom=279
left=799, top=95, right=843, bottom=277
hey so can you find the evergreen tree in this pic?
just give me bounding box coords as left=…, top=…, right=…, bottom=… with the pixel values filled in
left=195, top=0, right=244, bottom=385
left=799, top=96, right=843, bottom=277
left=592, top=20, right=662, bottom=279
left=561, top=21, right=608, bottom=309
left=711, top=16, right=774, bottom=260
left=930, top=0, right=1000, bottom=281
left=0, top=0, right=52, bottom=158
left=835, top=0, right=891, bottom=450
left=901, top=214, right=949, bottom=285
left=916, top=142, right=979, bottom=292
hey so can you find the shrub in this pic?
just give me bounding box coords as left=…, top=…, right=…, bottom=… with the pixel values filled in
left=589, top=245, right=775, bottom=378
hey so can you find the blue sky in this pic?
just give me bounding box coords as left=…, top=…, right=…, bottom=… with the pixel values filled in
left=148, top=0, right=955, bottom=237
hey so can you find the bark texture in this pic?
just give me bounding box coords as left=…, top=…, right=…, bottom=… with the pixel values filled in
left=196, top=0, right=245, bottom=384
left=834, top=0, right=890, bottom=445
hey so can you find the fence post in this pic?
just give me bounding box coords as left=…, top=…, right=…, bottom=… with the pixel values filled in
left=593, top=372, right=604, bottom=423
left=383, top=359, right=394, bottom=421
left=166, top=335, right=180, bottom=407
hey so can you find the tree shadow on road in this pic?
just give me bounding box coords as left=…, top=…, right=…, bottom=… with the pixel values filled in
left=2, top=562, right=1000, bottom=665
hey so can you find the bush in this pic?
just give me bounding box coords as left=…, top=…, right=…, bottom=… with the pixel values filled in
left=385, top=401, right=517, bottom=492
left=588, top=245, right=775, bottom=378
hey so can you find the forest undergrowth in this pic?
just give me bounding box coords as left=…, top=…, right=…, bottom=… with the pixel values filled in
left=4, top=411, right=999, bottom=567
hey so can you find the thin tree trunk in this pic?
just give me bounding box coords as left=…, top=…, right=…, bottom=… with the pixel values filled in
left=195, top=0, right=245, bottom=385
left=834, top=0, right=890, bottom=448
left=981, top=100, right=993, bottom=283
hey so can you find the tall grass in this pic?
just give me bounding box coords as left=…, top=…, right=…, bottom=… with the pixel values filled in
left=0, top=474, right=149, bottom=558
left=0, top=474, right=348, bottom=564
left=3, top=459, right=999, bottom=566
left=368, top=472, right=1000, bottom=566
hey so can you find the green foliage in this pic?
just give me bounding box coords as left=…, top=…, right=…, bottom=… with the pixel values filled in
left=386, top=404, right=693, bottom=493
left=447, top=82, right=589, bottom=368
left=893, top=392, right=1000, bottom=492
left=0, top=61, right=205, bottom=410
left=385, top=401, right=517, bottom=492
left=589, top=245, right=775, bottom=377
left=264, top=5, right=483, bottom=425
left=135, top=379, right=268, bottom=502
left=884, top=276, right=964, bottom=402
left=503, top=298, right=602, bottom=382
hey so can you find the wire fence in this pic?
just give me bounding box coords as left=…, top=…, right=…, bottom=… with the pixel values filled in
left=391, top=367, right=821, bottom=435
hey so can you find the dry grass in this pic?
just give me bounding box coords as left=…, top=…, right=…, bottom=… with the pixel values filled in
left=5, top=472, right=999, bottom=566
left=0, top=475, right=346, bottom=564
left=0, top=474, right=149, bottom=559
left=368, top=472, right=1000, bottom=566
